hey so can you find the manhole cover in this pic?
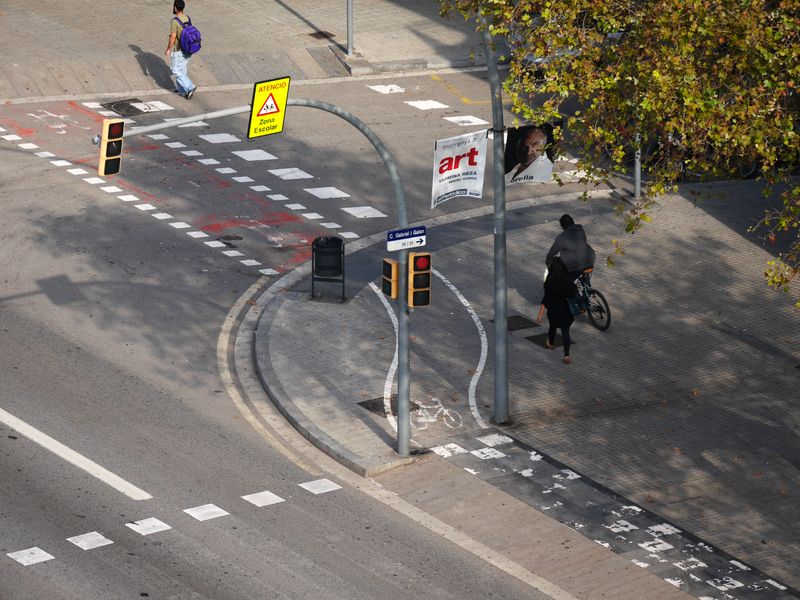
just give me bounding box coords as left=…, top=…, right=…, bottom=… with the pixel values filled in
left=358, top=396, right=421, bottom=418
left=309, top=30, right=334, bottom=40
left=100, top=98, right=146, bottom=117
left=508, top=315, right=538, bottom=331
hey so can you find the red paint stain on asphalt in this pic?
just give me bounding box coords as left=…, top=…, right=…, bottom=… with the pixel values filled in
left=67, top=101, right=105, bottom=122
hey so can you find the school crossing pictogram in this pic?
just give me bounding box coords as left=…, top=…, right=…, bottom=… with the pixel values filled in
left=248, top=76, right=290, bottom=139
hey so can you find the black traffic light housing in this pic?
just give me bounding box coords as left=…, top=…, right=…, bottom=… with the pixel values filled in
left=382, top=258, right=399, bottom=299
left=98, top=118, right=125, bottom=176
left=407, top=252, right=431, bottom=307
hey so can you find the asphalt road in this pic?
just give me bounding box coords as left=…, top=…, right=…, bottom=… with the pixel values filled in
left=0, top=72, right=560, bottom=599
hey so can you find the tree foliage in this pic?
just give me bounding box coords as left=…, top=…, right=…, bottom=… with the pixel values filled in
left=441, top=0, right=800, bottom=305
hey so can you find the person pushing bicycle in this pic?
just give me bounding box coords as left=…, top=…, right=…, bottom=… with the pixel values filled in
left=545, top=214, right=596, bottom=278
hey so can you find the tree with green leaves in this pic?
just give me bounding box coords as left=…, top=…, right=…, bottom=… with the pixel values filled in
left=441, top=0, right=800, bottom=305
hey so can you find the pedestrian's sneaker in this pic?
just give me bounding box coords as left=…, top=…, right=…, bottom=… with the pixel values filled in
left=186, top=87, right=197, bottom=100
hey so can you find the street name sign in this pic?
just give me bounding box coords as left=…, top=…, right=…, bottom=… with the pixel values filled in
left=248, top=76, right=290, bottom=139
left=387, top=226, right=426, bottom=252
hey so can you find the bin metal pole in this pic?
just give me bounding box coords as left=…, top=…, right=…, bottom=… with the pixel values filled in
left=105, top=98, right=413, bottom=456
left=481, top=26, right=510, bottom=425
left=346, top=0, right=354, bottom=56
left=287, top=98, right=411, bottom=457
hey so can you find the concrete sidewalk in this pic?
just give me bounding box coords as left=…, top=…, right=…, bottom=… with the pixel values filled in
left=250, top=182, right=800, bottom=599
left=0, top=0, right=484, bottom=101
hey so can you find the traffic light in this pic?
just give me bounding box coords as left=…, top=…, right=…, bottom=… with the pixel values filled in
left=382, top=258, right=399, bottom=299
left=98, top=118, right=125, bottom=176
left=407, top=252, right=431, bottom=307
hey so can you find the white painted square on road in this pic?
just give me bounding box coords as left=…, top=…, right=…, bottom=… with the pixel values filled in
left=7, top=547, right=54, bottom=566
left=184, top=504, right=229, bottom=521
left=82, top=101, right=102, bottom=108
left=232, top=176, right=254, bottom=183
left=268, top=194, right=288, bottom=201
left=222, top=249, right=245, bottom=257
left=67, top=531, right=114, bottom=550
left=240, top=259, right=261, bottom=266
left=232, top=149, right=277, bottom=161
left=215, top=167, right=237, bottom=174
left=432, top=443, right=468, bottom=458
left=35, top=151, right=56, bottom=158
left=476, top=433, right=513, bottom=447
left=242, top=490, right=285, bottom=507
left=99, top=110, right=119, bottom=117
left=169, top=222, right=191, bottom=229
left=51, top=160, right=71, bottom=167
left=250, top=185, right=271, bottom=192
left=339, top=232, right=359, bottom=239
left=135, top=204, right=157, bottom=211
left=118, top=195, right=139, bottom=202
left=470, top=448, right=507, bottom=460
left=197, top=158, right=220, bottom=165
left=285, top=203, right=306, bottom=210
left=405, top=100, right=449, bottom=110
left=181, top=150, right=203, bottom=157
left=148, top=134, right=169, bottom=140
left=269, top=168, right=313, bottom=180
left=342, top=206, right=387, bottom=218
left=259, top=268, right=279, bottom=276
left=18, top=142, right=39, bottom=150
left=199, top=133, right=241, bottom=144
left=165, top=141, right=186, bottom=149
left=67, top=168, right=88, bottom=175
left=444, top=115, right=489, bottom=126
left=126, top=517, right=172, bottom=536
left=320, top=223, right=341, bottom=229
left=83, top=177, right=105, bottom=184
left=205, top=240, right=226, bottom=248
left=368, top=84, right=405, bottom=94
left=304, top=187, right=350, bottom=199
left=187, top=231, right=209, bottom=238
left=101, top=186, right=123, bottom=193
left=2, top=134, right=23, bottom=141
left=299, top=479, right=341, bottom=495
left=302, top=213, right=324, bottom=220
left=0, top=126, right=6, bottom=132
left=152, top=213, right=173, bottom=220
left=131, top=100, right=174, bottom=112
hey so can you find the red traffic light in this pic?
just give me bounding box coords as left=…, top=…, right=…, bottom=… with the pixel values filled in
left=107, top=121, right=124, bottom=138
left=413, top=254, right=430, bottom=270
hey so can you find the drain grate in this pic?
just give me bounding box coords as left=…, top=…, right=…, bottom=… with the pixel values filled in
left=507, top=314, right=538, bottom=331
left=100, top=98, right=146, bottom=117
left=358, top=396, right=421, bottom=418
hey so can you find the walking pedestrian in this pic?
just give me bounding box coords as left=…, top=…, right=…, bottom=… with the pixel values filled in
left=536, top=256, right=576, bottom=364
left=165, top=0, right=197, bottom=99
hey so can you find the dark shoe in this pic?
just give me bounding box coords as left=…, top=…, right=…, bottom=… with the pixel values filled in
left=186, top=87, right=197, bottom=100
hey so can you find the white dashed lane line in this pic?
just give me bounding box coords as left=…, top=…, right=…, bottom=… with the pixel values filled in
left=5, top=479, right=341, bottom=567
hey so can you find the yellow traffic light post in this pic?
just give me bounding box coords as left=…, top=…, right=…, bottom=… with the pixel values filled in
left=97, top=118, right=124, bottom=176
left=382, top=258, right=399, bottom=299
left=407, top=252, right=431, bottom=307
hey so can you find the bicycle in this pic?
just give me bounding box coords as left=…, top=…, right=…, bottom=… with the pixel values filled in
left=573, top=268, right=611, bottom=331
left=412, top=397, right=463, bottom=430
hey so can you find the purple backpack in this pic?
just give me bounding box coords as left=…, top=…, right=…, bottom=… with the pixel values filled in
left=174, top=16, right=201, bottom=55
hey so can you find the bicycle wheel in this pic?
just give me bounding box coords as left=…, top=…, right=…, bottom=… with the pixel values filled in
left=442, top=409, right=463, bottom=430
left=587, top=289, right=611, bottom=331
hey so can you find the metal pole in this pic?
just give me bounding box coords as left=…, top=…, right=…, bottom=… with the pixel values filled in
left=481, top=26, right=510, bottom=425
left=118, top=98, right=412, bottom=456
left=634, top=132, right=642, bottom=201
left=287, top=98, right=411, bottom=457
left=346, top=0, right=354, bottom=56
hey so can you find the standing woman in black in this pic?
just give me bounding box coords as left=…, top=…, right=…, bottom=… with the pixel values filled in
left=536, top=256, right=576, bottom=364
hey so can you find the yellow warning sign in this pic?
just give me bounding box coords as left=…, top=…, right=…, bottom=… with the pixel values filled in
left=248, top=76, right=290, bottom=139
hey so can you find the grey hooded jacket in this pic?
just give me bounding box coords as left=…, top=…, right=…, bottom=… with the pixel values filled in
left=545, top=224, right=596, bottom=272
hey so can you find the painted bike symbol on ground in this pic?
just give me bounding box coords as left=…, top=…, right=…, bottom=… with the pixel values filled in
left=412, top=397, right=463, bottom=430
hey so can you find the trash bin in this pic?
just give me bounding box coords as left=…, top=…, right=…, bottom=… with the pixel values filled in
left=311, top=235, right=345, bottom=300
